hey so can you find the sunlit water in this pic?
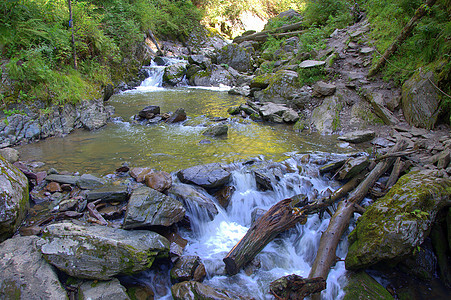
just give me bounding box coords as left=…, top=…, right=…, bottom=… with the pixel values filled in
left=16, top=59, right=357, bottom=299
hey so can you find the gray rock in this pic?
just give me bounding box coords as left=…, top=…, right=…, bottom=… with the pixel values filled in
left=216, top=44, right=253, bottom=73
left=312, top=81, right=336, bottom=97
left=188, top=55, right=211, bottom=68
left=228, top=86, right=251, bottom=97
left=138, top=105, right=160, bottom=119
left=163, top=62, right=187, bottom=86
left=40, top=222, right=170, bottom=280
left=190, top=65, right=235, bottom=87
left=76, top=174, right=105, bottom=189
left=78, top=279, right=130, bottom=300
left=168, top=183, right=218, bottom=221
left=360, top=47, right=374, bottom=54
left=0, top=236, right=68, bottom=299
left=253, top=70, right=301, bottom=105
left=202, top=124, right=228, bottom=137
left=123, top=186, right=185, bottom=229
left=311, top=95, right=343, bottom=134
left=338, top=130, right=376, bottom=143
left=0, top=148, right=20, bottom=163
left=166, top=108, right=187, bottom=124
left=345, top=170, right=451, bottom=270
left=171, top=281, right=251, bottom=300
left=0, top=156, right=29, bottom=242
left=338, top=156, right=369, bottom=180
left=299, top=60, right=325, bottom=68
left=79, top=100, right=110, bottom=130
left=45, top=174, right=80, bottom=185
left=86, top=185, right=129, bottom=202
left=103, top=83, right=114, bottom=102
left=177, top=163, right=231, bottom=189
left=259, top=102, right=299, bottom=123
left=402, top=70, right=440, bottom=129
left=170, top=255, right=206, bottom=283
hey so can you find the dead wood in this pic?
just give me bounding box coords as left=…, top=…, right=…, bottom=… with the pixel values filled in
left=87, top=201, right=108, bottom=225
left=147, top=29, right=163, bottom=56
left=233, top=21, right=304, bottom=43
left=269, top=274, right=326, bottom=300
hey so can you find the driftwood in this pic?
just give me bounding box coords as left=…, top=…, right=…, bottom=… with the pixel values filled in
left=308, top=139, right=408, bottom=291
left=87, top=201, right=108, bottom=225
left=270, top=274, right=326, bottom=300
left=147, top=29, right=163, bottom=56
left=385, top=157, right=404, bottom=190
left=233, top=21, right=304, bottom=43
left=374, top=150, right=415, bottom=162
left=223, top=175, right=362, bottom=275
left=368, top=0, right=437, bottom=76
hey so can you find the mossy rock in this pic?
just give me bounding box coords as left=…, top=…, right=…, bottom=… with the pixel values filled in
left=343, top=271, right=394, bottom=300
left=253, top=70, right=301, bottom=105
left=345, top=170, right=451, bottom=270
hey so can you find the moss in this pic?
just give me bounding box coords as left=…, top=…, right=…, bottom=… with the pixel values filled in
left=343, top=271, right=393, bottom=300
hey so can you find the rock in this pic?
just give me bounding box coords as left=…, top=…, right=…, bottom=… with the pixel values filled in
left=168, top=183, right=218, bottom=221
left=19, top=225, right=42, bottom=236
left=76, top=174, right=105, bottom=189
left=202, top=124, right=228, bottom=137
left=253, top=70, right=301, bottom=105
left=138, top=105, right=161, bottom=119
left=338, top=130, right=376, bottom=143
left=46, top=181, right=62, bottom=193
left=343, top=271, right=393, bottom=300
left=402, top=70, right=440, bottom=129
left=228, top=86, right=251, bottom=97
left=45, top=174, right=80, bottom=185
left=163, top=62, right=187, bottom=86
left=312, top=81, right=336, bottom=97
left=40, top=222, right=170, bottom=280
left=338, top=156, right=369, bottom=180
left=0, top=236, right=68, bottom=299
left=319, top=159, right=347, bottom=174
left=78, top=278, right=130, bottom=300
left=360, top=47, right=375, bottom=54
left=214, top=186, right=235, bottom=209
left=0, top=148, right=19, bottom=163
left=253, top=166, right=284, bottom=191
left=188, top=55, right=211, bottom=68
left=103, top=83, right=114, bottom=102
left=177, top=163, right=231, bottom=190
left=166, top=108, right=187, bottom=124
left=145, top=170, right=172, bottom=192
left=79, top=100, right=110, bottom=130
left=259, top=102, right=299, bottom=123
left=86, top=185, right=129, bottom=202
left=299, top=60, right=325, bottom=68
left=345, top=170, right=451, bottom=270
left=58, top=197, right=82, bottom=212
left=171, top=281, right=251, bottom=300
left=437, top=149, right=450, bottom=169
left=216, top=44, right=253, bottom=73
left=170, top=255, right=206, bottom=283
left=311, top=95, right=343, bottom=134
left=123, top=186, right=185, bottom=229
left=0, top=156, right=29, bottom=242
left=129, top=167, right=153, bottom=183
left=190, top=65, right=235, bottom=87
left=399, top=241, right=437, bottom=281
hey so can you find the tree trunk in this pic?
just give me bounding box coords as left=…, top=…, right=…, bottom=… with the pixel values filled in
left=233, top=21, right=304, bottom=43
left=368, top=0, right=437, bottom=77
left=147, top=29, right=163, bottom=56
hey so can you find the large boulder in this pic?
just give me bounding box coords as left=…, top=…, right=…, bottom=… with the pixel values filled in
left=123, top=186, right=185, bottom=229
left=79, top=100, right=110, bottom=130
left=78, top=278, right=130, bottom=300
left=0, top=235, right=68, bottom=299
left=40, top=222, right=170, bottom=280
left=177, top=163, right=231, bottom=189
left=0, top=155, right=29, bottom=242
left=190, top=65, right=235, bottom=87
left=345, top=170, right=451, bottom=270
left=163, top=62, right=188, bottom=86
left=253, top=70, right=301, bottom=105
left=343, top=271, right=393, bottom=300
left=171, top=281, right=251, bottom=300
left=311, top=95, right=343, bottom=134
left=402, top=70, right=440, bottom=129
left=216, top=44, right=253, bottom=73
left=258, top=102, right=299, bottom=123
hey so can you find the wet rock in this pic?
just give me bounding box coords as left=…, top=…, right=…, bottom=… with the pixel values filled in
left=253, top=70, right=301, bottom=105
left=123, top=186, right=185, bottom=229
left=58, top=197, right=82, bottom=212
left=103, top=83, right=114, bottom=102
left=0, top=236, right=68, bottom=299
left=202, top=124, right=228, bottom=137
left=402, top=70, right=440, bottom=129
left=79, top=100, right=110, bottom=130
left=145, top=170, right=172, bottom=192
left=251, top=208, right=266, bottom=225
left=138, top=105, right=161, bottom=119
left=338, top=130, right=376, bottom=144
left=188, top=55, right=211, bottom=68
left=168, top=183, right=218, bottom=220
left=259, top=102, right=299, bottom=123
left=343, top=271, right=393, bottom=300
left=0, top=148, right=19, bottom=164
left=177, top=163, right=231, bottom=190
left=399, top=241, right=437, bottom=281
left=214, top=186, right=235, bottom=209
left=0, top=156, right=29, bottom=242
left=163, top=62, right=188, bottom=86
left=228, top=86, right=251, bottom=97
left=45, top=174, right=80, bottom=185
left=190, top=65, right=235, bottom=87
left=86, top=185, right=129, bottom=202
left=216, top=44, right=253, bottom=73
left=319, top=159, right=347, bottom=174
left=76, top=174, right=105, bottom=189
left=299, top=60, right=325, bottom=68
left=338, top=156, right=369, bottom=181
left=170, top=242, right=184, bottom=263
left=312, top=81, right=336, bottom=97
left=171, top=281, right=252, bottom=300
left=170, top=255, right=206, bottom=283
left=345, top=170, right=451, bottom=270
left=40, top=222, right=170, bottom=280
left=166, top=108, right=187, bottom=124
left=78, top=278, right=130, bottom=300
left=253, top=167, right=284, bottom=191
left=129, top=167, right=153, bottom=183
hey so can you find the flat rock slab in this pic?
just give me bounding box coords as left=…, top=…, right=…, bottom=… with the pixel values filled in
left=40, top=222, right=169, bottom=280
left=338, top=130, right=376, bottom=143
left=177, top=163, right=231, bottom=189
left=299, top=60, right=325, bottom=68
left=86, top=185, right=129, bottom=202
left=123, top=186, right=185, bottom=229
left=46, top=174, right=80, bottom=185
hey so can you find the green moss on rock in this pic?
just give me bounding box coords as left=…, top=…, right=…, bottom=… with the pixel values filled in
left=343, top=271, right=393, bottom=300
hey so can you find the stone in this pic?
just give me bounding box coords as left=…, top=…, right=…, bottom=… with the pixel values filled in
left=216, top=44, right=253, bottom=73
left=129, top=167, right=153, bottom=183
left=345, top=170, right=451, bottom=270
left=166, top=108, right=187, bottom=124
left=40, top=222, right=170, bottom=280
left=168, top=183, right=219, bottom=221
left=338, top=130, right=376, bottom=144
left=79, top=100, right=110, bottom=130
left=0, top=236, right=68, bottom=299
left=253, top=70, right=301, bottom=105
left=319, top=159, right=347, bottom=174
left=123, top=186, right=185, bottom=229
left=299, top=60, right=325, bottom=68
left=228, top=86, right=251, bottom=97
left=177, top=163, right=231, bottom=190
left=86, top=185, right=129, bottom=202
left=311, top=95, right=343, bottom=134
left=76, top=174, right=105, bottom=189
left=145, top=170, right=172, bottom=192
left=0, top=156, right=29, bottom=242
left=103, top=83, right=114, bottom=102
left=259, top=102, right=299, bottom=123
left=214, top=186, right=235, bottom=209
left=338, top=156, right=369, bottom=180
left=399, top=241, right=437, bottom=281
left=46, top=181, right=62, bottom=193
left=78, top=278, right=130, bottom=300
left=402, top=70, right=440, bottom=129
left=170, top=255, right=206, bottom=283
left=0, top=148, right=19, bottom=164
left=360, top=47, right=375, bottom=54
left=188, top=55, right=211, bottom=68
left=312, top=81, right=336, bottom=97
left=45, top=174, right=80, bottom=185
left=138, top=105, right=160, bottom=119
left=171, top=281, right=251, bottom=300
left=437, top=149, right=450, bottom=169
left=163, top=62, right=187, bottom=86
left=202, top=124, right=228, bottom=137
left=343, top=271, right=393, bottom=300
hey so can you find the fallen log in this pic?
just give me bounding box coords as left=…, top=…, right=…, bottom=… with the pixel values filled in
left=308, top=139, right=408, bottom=294
left=147, top=29, right=163, bottom=56
left=269, top=274, right=326, bottom=300
left=223, top=174, right=363, bottom=275
left=233, top=21, right=304, bottom=43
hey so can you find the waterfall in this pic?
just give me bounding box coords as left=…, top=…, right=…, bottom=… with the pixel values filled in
left=134, top=57, right=187, bottom=92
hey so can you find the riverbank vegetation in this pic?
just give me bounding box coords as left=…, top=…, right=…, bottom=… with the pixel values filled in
left=1, top=0, right=449, bottom=120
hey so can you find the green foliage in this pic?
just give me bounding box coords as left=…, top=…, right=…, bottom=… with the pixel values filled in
left=297, top=66, right=326, bottom=86
left=303, top=0, right=355, bottom=27
left=3, top=108, right=23, bottom=117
